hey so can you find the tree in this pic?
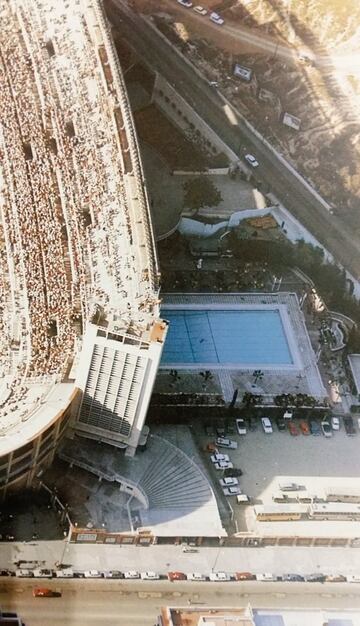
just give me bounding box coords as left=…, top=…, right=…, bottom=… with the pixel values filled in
left=183, top=175, right=222, bottom=213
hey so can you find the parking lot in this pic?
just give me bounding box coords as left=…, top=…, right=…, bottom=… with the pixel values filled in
left=196, top=417, right=360, bottom=536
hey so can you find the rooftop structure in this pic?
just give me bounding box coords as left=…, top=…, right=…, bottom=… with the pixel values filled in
left=0, top=0, right=166, bottom=496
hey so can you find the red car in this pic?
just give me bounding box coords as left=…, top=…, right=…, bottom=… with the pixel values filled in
left=299, top=420, right=310, bottom=435
left=168, top=571, right=186, bottom=582
left=288, top=421, right=299, bottom=436
left=33, top=588, right=61, bottom=598
left=234, top=572, right=256, bottom=581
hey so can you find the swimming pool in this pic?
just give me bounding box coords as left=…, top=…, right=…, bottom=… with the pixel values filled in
left=161, top=308, right=293, bottom=366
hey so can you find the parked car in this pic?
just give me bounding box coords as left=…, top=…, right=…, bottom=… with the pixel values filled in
left=247, top=417, right=257, bottom=431
left=211, top=453, right=229, bottom=463
left=168, top=571, right=186, bottom=581
left=141, top=572, right=160, bottom=580
left=310, top=420, right=321, bottom=436
left=0, top=570, right=11, bottom=577
left=236, top=494, right=250, bottom=504
left=236, top=418, right=246, bottom=435
left=344, top=416, right=356, bottom=436
left=15, top=570, right=34, bottom=578
left=331, top=416, right=340, bottom=430
left=73, top=571, right=85, bottom=578
left=209, top=572, right=231, bottom=581
left=276, top=417, right=286, bottom=431
left=193, top=5, right=207, bottom=14
left=346, top=575, right=360, bottom=583
left=177, top=0, right=193, bottom=7
left=279, top=482, right=301, bottom=492
left=321, top=420, right=332, bottom=437
left=288, top=421, right=299, bottom=436
left=223, top=486, right=241, bottom=496
left=226, top=421, right=236, bottom=436
left=299, top=420, right=310, bottom=435
left=104, top=571, right=123, bottom=579
left=219, top=477, right=238, bottom=487
left=209, top=11, right=224, bottom=25
left=33, top=588, right=61, bottom=598
left=234, top=572, right=256, bottom=581
left=84, top=570, right=103, bottom=578
left=216, top=421, right=226, bottom=437
left=214, top=461, right=233, bottom=470
left=182, top=546, right=198, bottom=553
left=244, top=153, right=258, bottom=167
left=224, top=467, right=243, bottom=477
left=282, top=574, right=304, bottom=582
left=205, top=424, right=215, bottom=437
left=124, top=571, right=140, bottom=579
left=256, top=573, right=278, bottom=581
left=187, top=573, right=206, bottom=581
left=304, top=573, right=325, bottom=583
left=261, top=417, right=273, bottom=434
left=55, top=569, right=73, bottom=578
left=216, top=437, right=238, bottom=449
left=325, top=574, right=346, bottom=583
left=283, top=410, right=293, bottom=420
left=33, top=569, right=53, bottom=578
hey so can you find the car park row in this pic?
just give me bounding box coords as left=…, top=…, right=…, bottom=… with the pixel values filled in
left=3, top=568, right=359, bottom=584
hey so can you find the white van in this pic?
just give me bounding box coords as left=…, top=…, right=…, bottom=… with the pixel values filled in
left=55, top=569, right=73, bottom=578
left=261, top=417, right=273, bottom=434
left=236, top=494, right=250, bottom=504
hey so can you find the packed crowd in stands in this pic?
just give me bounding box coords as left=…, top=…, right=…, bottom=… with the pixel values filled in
left=0, top=0, right=159, bottom=423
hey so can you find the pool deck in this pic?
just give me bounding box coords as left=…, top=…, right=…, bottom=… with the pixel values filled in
left=157, top=293, right=326, bottom=401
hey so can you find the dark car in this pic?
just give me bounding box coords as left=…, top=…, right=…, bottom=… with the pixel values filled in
left=310, top=420, right=321, bottom=436
left=276, top=417, right=286, bottom=431
left=282, top=574, right=304, bottom=582
left=304, top=573, right=325, bottom=583
left=226, top=422, right=236, bottom=436
left=344, top=416, right=356, bottom=436
left=247, top=417, right=257, bottom=431
left=205, top=424, right=215, bottom=437
left=224, top=467, right=243, bottom=477
left=216, top=421, right=226, bottom=437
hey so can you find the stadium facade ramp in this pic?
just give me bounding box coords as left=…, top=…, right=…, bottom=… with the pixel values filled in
left=0, top=0, right=167, bottom=499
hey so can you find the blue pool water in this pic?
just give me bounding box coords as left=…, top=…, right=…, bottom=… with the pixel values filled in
left=161, top=309, right=293, bottom=365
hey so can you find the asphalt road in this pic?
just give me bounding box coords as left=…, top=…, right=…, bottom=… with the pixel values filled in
left=2, top=579, right=360, bottom=626
left=106, top=0, right=360, bottom=278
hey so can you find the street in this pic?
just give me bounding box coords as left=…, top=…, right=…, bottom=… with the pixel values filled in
left=1, top=579, right=360, bottom=626
left=106, top=0, right=360, bottom=278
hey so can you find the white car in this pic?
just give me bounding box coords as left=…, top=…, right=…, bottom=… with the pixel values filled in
left=244, top=153, right=259, bottom=168
left=55, top=568, right=73, bottom=578
left=84, top=570, right=103, bottom=578
left=193, top=5, right=207, bottom=14
left=261, top=417, right=273, bottom=434
left=223, top=486, right=241, bottom=496
left=216, top=437, right=238, bottom=449
left=331, top=416, right=340, bottom=430
left=124, top=571, right=140, bottom=579
left=177, top=0, right=193, bottom=6
left=214, top=461, right=233, bottom=470
left=209, top=12, right=224, bottom=25
left=15, top=569, right=34, bottom=577
left=211, top=453, right=230, bottom=463
left=256, top=573, right=278, bottom=582
left=33, top=569, right=52, bottom=578
left=187, top=573, right=206, bottom=581
left=141, top=571, right=160, bottom=580
left=219, top=477, right=238, bottom=487
left=209, top=572, right=231, bottom=581
left=236, top=418, right=247, bottom=435
left=346, top=575, right=360, bottom=583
